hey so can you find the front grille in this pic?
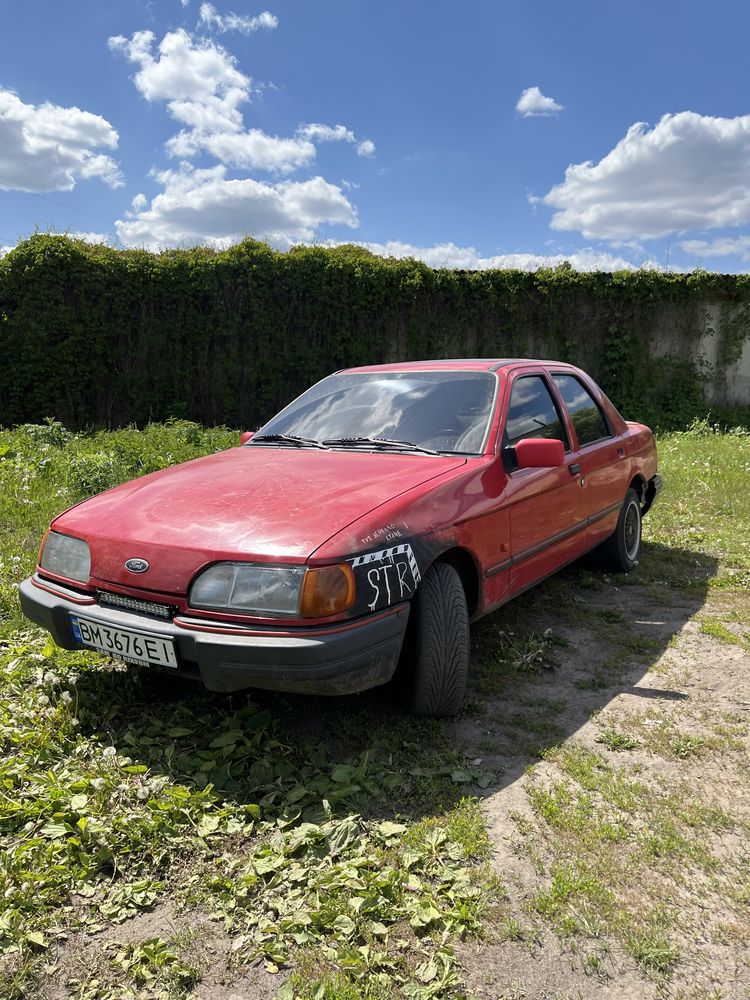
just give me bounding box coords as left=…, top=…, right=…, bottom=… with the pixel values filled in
left=96, top=590, right=176, bottom=620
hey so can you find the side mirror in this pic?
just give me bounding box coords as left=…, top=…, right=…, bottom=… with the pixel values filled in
left=240, top=431, right=254, bottom=445
left=515, top=438, right=564, bottom=468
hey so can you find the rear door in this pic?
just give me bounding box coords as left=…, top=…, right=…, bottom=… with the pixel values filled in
left=502, top=370, right=589, bottom=595
left=550, top=371, right=630, bottom=547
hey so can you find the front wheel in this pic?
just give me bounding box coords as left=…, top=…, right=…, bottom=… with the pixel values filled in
left=408, top=562, right=469, bottom=717
left=596, top=487, right=642, bottom=573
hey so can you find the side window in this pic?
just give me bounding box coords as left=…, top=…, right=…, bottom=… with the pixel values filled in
left=503, top=375, right=569, bottom=464
left=552, top=374, right=611, bottom=446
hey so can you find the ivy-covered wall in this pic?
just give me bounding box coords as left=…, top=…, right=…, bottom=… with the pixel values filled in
left=1, top=234, right=749, bottom=431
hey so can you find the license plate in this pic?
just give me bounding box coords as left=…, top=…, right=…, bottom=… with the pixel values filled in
left=68, top=614, right=178, bottom=668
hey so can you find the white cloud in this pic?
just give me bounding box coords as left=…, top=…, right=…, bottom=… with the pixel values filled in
left=0, top=87, right=122, bottom=192
left=69, top=231, right=111, bottom=244
left=542, top=112, right=750, bottom=241
left=297, top=123, right=355, bottom=144
left=325, top=240, right=644, bottom=272
left=681, top=235, right=750, bottom=262
left=169, top=127, right=315, bottom=171
left=199, top=4, right=278, bottom=34
left=296, top=124, right=375, bottom=159
left=516, top=86, right=564, bottom=118
left=115, top=164, right=357, bottom=249
left=109, top=28, right=250, bottom=131
left=110, top=29, right=372, bottom=173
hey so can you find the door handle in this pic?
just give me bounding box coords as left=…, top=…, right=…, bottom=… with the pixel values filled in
left=617, top=446, right=625, bottom=458
left=568, top=463, right=580, bottom=476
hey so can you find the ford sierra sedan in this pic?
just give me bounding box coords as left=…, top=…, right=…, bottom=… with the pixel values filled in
left=20, top=359, right=662, bottom=716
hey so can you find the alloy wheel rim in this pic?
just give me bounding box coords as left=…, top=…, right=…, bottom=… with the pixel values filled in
left=624, top=500, right=641, bottom=560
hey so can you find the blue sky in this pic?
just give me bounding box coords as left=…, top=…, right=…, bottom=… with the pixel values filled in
left=2, top=0, right=750, bottom=272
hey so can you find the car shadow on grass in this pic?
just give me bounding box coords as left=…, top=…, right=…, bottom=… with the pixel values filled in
left=70, top=541, right=717, bottom=825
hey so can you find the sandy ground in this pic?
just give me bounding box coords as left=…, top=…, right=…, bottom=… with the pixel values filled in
left=456, top=576, right=750, bottom=1000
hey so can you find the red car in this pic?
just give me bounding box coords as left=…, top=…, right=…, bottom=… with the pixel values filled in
left=21, top=360, right=662, bottom=716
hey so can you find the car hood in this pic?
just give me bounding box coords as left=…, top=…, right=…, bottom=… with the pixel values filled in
left=52, top=446, right=466, bottom=593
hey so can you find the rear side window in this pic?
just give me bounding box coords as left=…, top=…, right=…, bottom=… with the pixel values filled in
left=552, top=374, right=611, bottom=446
left=504, top=375, right=569, bottom=450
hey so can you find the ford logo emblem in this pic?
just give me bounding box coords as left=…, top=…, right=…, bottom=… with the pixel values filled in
left=125, top=558, right=149, bottom=574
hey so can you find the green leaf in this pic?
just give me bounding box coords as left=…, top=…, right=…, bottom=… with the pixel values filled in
left=333, top=914, right=356, bottom=936
left=197, top=814, right=220, bottom=837
left=287, top=823, right=323, bottom=850
left=210, top=730, right=244, bottom=748
left=326, top=816, right=359, bottom=855
left=418, top=958, right=438, bottom=983
left=40, top=821, right=68, bottom=839
left=409, top=903, right=442, bottom=928
left=246, top=709, right=272, bottom=731
left=375, top=820, right=407, bottom=840
left=329, top=764, right=354, bottom=783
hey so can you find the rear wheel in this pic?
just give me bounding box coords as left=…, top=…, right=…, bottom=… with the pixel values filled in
left=596, top=487, right=642, bottom=573
left=408, top=562, right=469, bottom=717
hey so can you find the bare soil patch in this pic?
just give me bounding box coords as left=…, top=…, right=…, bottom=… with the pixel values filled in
left=454, top=571, right=750, bottom=1000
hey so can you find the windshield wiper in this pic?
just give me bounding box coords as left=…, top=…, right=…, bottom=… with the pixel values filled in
left=251, top=433, right=327, bottom=449
left=322, top=436, right=439, bottom=455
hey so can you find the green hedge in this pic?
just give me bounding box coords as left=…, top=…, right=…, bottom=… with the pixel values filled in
left=1, top=234, right=749, bottom=431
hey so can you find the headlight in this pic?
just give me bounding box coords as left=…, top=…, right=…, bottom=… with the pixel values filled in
left=190, top=563, right=306, bottom=615
left=39, top=531, right=91, bottom=583
left=190, top=562, right=355, bottom=617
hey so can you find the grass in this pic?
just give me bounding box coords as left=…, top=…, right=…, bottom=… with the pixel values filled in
left=522, top=741, right=744, bottom=974
left=595, top=728, right=639, bottom=752
left=625, top=921, right=680, bottom=975
left=1, top=419, right=749, bottom=997
left=641, top=420, right=750, bottom=590
left=700, top=616, right=750, bottom=649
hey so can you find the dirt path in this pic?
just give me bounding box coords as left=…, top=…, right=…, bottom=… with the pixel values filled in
left=454, top=572, right=750, bottom=1000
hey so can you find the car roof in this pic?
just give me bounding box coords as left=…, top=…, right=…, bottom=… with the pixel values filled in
left=340, top=359, right=577, bottom=374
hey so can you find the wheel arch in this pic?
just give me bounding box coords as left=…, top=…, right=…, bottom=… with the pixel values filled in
left=430, top=546, right=481, bottom=618
left=628, top=473, right=647, bottom=502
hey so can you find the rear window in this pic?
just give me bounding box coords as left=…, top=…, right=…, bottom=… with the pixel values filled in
left=552, top=374, right=611, bottom=446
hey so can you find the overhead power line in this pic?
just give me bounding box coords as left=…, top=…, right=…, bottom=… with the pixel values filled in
left=28, top=191, right=115, bottom=227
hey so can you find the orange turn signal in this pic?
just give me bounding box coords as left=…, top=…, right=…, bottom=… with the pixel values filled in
left=300, top=563, right=356, bottom=618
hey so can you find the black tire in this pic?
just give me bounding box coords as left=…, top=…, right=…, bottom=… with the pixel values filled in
left=596, top=487, right=642, bottom=573
left=408, top=562, right=470, bottom=717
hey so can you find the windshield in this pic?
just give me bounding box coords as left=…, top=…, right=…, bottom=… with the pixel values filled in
left=254, top=371, right=497, bottom=454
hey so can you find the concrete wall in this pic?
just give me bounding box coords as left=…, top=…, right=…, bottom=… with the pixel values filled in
left=646, top=302, right=750, bottom=406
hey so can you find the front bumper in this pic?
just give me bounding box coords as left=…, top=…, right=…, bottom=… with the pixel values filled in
left=19, top=574, right=410, bottom=695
